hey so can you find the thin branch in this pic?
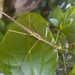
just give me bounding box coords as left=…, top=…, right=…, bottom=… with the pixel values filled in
left=62, top=54, right=67, bottom=75
left=1, top=11, right=60, bottom=50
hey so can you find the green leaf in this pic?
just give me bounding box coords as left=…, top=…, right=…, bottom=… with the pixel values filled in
left=53, top=6, right=63, bottom=20
left=61, top=25, right=75, bottom=43
left=58, top=6, right=75, bottom=43
left=0, top=19, right=5, bottom=30
left=50, top=18, right=59, bottom=27
left=68, top=6, right=75, bottom=18
left=69, top=65, right=75, bottom=75
left=0, top=12, right=58, bottom=75
left=58, top=6, right=75, bottom=28
left=0, top=32, right=4, bottom=42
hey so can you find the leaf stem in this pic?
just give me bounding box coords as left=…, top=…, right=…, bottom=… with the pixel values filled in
left=62, top=54, right=67, bottom=75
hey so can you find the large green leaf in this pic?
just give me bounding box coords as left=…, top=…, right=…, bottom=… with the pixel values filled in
left=0, top=12, right=58, bottom=75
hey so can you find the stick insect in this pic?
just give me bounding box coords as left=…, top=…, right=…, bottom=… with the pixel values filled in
left=1, top=11, right=75, bottom=73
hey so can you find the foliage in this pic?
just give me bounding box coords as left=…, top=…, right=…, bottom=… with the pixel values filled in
left=0, top=0, right=75, bottom=75
left=49, top=6, right=75, bottom=75
left=0, top=13, right=58, bottom=75
left=69, top=65, right=75, bottom=75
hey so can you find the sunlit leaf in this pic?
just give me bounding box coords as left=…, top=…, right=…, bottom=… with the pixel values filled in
left=69, top=65, right=75, bottom=75
left=68, top=6, right=75, bottom=18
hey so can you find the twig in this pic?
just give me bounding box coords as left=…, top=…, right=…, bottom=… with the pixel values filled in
left=1, top=11, right=60, bottom=50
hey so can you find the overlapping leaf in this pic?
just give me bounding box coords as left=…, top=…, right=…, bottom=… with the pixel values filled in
left=50, top=6, right=75, bottom=43
left=60, top=6, right=75, bottom=42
